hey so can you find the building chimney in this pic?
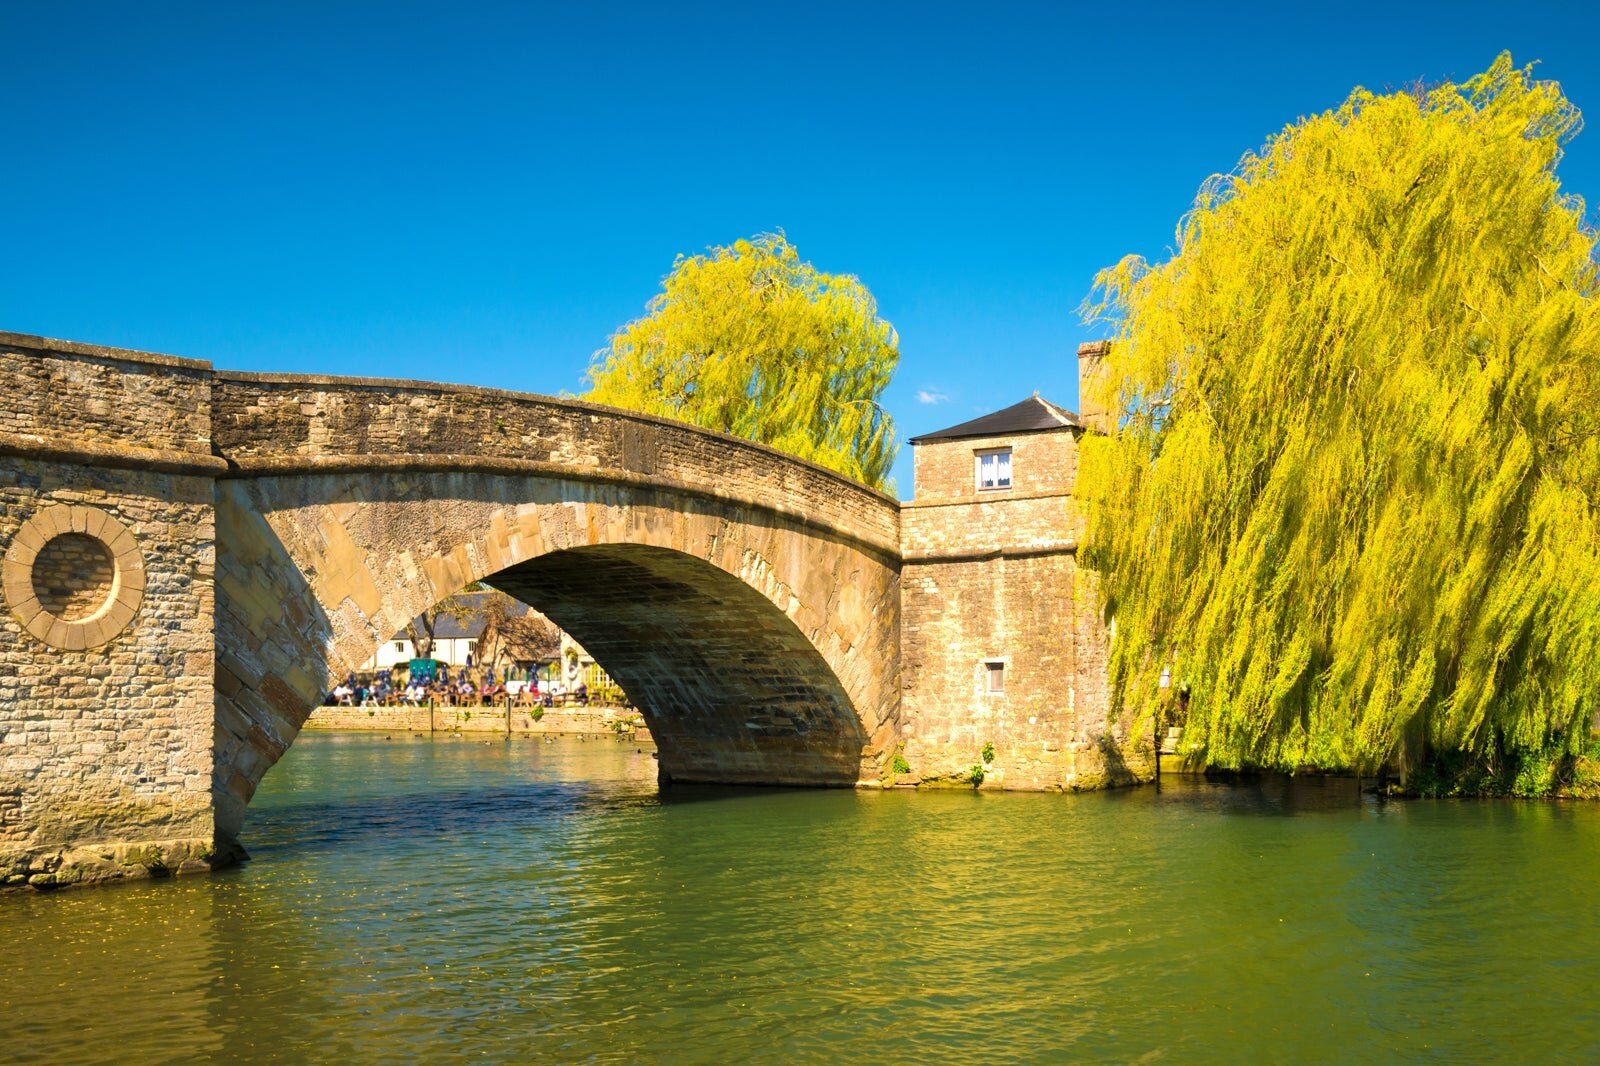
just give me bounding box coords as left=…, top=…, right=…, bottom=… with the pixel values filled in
left=1076, top=341, right=1113, bottom=434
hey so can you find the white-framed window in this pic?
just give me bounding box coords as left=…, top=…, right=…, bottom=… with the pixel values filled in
left=394, top=640, right=406, bottom=654
left=984, top=659, right=1006, bottom=695
left=976, top=448, right=1013, bottom=491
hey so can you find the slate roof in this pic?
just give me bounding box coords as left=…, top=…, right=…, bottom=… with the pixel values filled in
left=908, top=395, right=1081, bottom=444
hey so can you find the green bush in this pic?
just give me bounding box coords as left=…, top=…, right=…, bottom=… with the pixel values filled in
left=1407, top=732, right=1600, bottom=798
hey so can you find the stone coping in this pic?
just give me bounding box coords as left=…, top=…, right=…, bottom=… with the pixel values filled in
left=0, top=330, right=212, bottom=371
left=215, top=370, right=899, bottom=507
left=901, top=540, right=1077, bottom=564
left=0, top=431, right=230, bottom=476
left=901, top=489, right=1075, bottom=510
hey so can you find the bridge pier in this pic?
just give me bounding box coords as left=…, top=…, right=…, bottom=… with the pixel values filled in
left=1, top=333, right=232, bottom=887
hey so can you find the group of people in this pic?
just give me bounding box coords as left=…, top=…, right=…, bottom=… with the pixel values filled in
left=327, top=671, right=591, bottom=709
left=523, top=678, right=589, bottom=708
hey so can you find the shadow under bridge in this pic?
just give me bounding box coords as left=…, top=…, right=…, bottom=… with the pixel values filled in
left=488, top=544, right=868, bottom=786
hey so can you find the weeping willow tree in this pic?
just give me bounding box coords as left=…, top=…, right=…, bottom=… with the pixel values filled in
left=586, top=233, right=898, bottom=490
left=1081, top=54, right=1600, bottom=780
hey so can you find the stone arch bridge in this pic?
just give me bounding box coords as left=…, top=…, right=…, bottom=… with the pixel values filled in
left=210, top=369, right=902, bottom=842
left=1, top=332, right=1129, bottom=889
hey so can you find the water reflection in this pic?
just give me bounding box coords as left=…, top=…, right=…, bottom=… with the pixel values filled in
left=5, top=735, right=1600, bottom=1064
left=2, top=871, right=227, bottom=1062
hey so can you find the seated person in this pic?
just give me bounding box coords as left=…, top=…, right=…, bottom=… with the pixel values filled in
left=574, top=681, right=589, bottom=706
left=332, top=682, right=354, bottom=706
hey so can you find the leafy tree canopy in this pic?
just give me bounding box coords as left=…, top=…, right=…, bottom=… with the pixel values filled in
left=586, top=234, right=899, bottom=490
left=1080, top=54, right=1600, bottom=776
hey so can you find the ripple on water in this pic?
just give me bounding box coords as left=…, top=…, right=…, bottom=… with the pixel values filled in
left=6, top=738, right=1600, bottom=1064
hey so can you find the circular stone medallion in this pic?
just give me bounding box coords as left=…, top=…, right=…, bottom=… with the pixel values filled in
left=3, top=505, right=145, bottom=651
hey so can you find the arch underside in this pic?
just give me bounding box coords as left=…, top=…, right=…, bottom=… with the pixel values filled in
left=490, top=545, right=866, bottom=786
left=212, top=472, right=900, bottom=844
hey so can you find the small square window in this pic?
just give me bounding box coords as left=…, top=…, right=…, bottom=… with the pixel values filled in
left=985, top=660, right=1005, bottom=695
left=394, top=641, right=406, bottom=653
left=976, top=448, right=1012, bottom=491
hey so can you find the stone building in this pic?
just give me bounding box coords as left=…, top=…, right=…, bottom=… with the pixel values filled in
left=897, top=361, right=1137, bottom=790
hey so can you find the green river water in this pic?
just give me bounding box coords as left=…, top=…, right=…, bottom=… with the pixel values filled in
left=4, top=732, right=1599, bottom=1064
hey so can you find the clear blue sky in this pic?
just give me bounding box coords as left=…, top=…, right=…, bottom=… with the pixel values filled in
left=6, top=1, right=1598, bottom=496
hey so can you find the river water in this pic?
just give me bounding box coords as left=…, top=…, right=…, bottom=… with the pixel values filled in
left=5, top=732, right=1599, bottom=1063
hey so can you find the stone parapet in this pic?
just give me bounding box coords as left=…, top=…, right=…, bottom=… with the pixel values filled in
left=212, top=374, right=899, bottom=559
left=0, top=332, right=215, bottom=460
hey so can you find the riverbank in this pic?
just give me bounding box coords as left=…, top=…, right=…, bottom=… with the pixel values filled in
left=303, top=701, right=653, bottom=742
left=1153, top=748, right=1600, bottom=799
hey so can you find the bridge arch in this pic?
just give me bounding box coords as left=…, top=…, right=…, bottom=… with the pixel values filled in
left=491, top=544, right=867, bottom=782
left=210, top=373, right=902, bottom=846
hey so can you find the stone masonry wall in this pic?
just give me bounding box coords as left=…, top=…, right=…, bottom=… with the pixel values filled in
left=302, top=702, right=650, bottom=739
left=911, top=429, right=1079, bottom=502
left=899, top=552, right=1128, bottom=787
left=0, top=336, right=222, bottom=888
left=897, top=428, right=1141, bottom=790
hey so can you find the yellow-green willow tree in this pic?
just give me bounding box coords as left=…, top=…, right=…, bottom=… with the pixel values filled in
left=1081, top=55, right=1600, bottom=779
left=586, top=234, right=898, bottom=490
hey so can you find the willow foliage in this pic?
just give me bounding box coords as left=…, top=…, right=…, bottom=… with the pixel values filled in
left=586, top=234, right=898, bottom=490
left=1081, top=54, right=1600, bottom=775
